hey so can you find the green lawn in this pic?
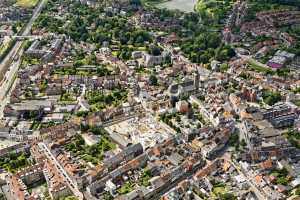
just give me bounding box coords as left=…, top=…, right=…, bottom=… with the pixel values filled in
left=270, top=168, right=291, bottom=186
left=0, top=43, right=8, bottom=55
left=213, top=186, right=226, bottom=194
left=138, top=169, right=152, bottom=187
left=117, top=181, right=135, bottom=194
left=86, top=88, right=128, bottom=111
left=262, top=90, right=282, bottom=106
left=247, top=58, right=273, bottom=74
left=208, top=182, right=228, bottom=199
left=65, top=133, right=116, bottom=165
left=0, top=152, right=31, bottom=173
left=285, top=130, right=300, bottom=149
left=292, top=99, right=300, bottom=107
left=16, top=0, right=39, bottom=8
left=60, top=92, right=76, bottom=102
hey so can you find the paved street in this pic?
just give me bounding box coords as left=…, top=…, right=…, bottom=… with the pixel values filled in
left=0, top=57, right=21, bottom=118
left=229, top=159, right=267, bottom=200
left=0, top=0, right=47, bottom=73
left=0, top=0, right=47, bottom=118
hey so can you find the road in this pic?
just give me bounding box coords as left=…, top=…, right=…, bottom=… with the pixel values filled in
left=0, top=52, right=22, bottom=118
left=0, top=0, right=47, bottom=118
left=77, top=84, right=89, bottom=111
left=0, top=0, right=47, bottom=74
left=229, top=159, right=267, bottom=200
left=149, top=161, right=206, bottom=200
left=11, top=35, right=43, bottom=40
left=22, top=0, right=47, bottom=37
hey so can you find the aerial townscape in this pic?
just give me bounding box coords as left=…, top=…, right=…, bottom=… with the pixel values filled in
left=0, top=0, right=300, bottom=200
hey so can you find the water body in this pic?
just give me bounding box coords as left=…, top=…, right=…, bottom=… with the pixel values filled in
left=157, top=0, right=197, bottom=12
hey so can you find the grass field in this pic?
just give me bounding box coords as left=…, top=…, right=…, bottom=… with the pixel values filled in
left=16, top=0, right=39, bottom=8
left=247, top=58, right=273, bottom=74
left=292, top=99, right=300, bottom=107
left=157, top=0, right=196, bottom=12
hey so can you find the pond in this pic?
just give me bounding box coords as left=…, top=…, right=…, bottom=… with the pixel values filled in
left=157, top=0, right=197, bottom=12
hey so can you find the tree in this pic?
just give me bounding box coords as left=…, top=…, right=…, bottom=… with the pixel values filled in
left=90, top=127, right=108, bottom=136
left=138, top=169, right=152, bottom=186
left=228, top=133, right=239, bottom=147
left=131, top=30, right=151, bottom=44
left=262, top=90, right=281, bottom=106
left=118, top=48, right=132, bottom=60
left=0, top=193, right=5, bottom=200
left=86, top=53, right=97, bottom=65
left=149, top=74, right=158, bottom=86
left=104, top=94, right=113, bottom=104
left=149, top=45, right=162, bottom=56
left=96, top=66, right=111, bottom=76
left=130, top=0, right=141, bottom=6
left=102, top=192, right=113, bottom=200
left=88, top=145, right=100, bottom=157
left=219, top=63, right=229, bottom=72
left=276, top=67, right=290, bottom=77
left=120, top=33, right=130, bottom=45
left=199, top=54, right=209, bottom=64
left=220, top=193, right=237, bottom=200
left=12, top=25, right=17, bottom=34
left=241, top=139, right=247, bottom=147
left=59, top=196, right=79, bottom=200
